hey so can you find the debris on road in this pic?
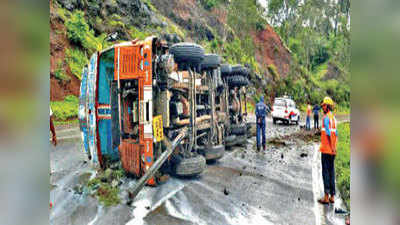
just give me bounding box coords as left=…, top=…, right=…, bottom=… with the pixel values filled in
left=224, top=187, right=230, bottom=195
left=335, top=208, right=349, bottom=215
left=268, top=137, right=287, bottom=147
left=300, top=153, right=308, bottom=158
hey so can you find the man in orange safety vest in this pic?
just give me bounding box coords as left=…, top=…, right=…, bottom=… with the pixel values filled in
left=318, top=96, right=338, bottom=204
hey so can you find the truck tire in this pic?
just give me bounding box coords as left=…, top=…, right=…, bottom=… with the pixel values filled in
left=246, top=123, right=253, bottom=138
left=197, top=144, right=225, bottom=161
left=234, top=134, right=247, bottom=146
left=220, top=64, right=232, bottom=76
left=170, top=43, right=205, bottom=68
left=227, top=75, right=249, bottom=87
left=172, top=154, right=206, bottom=177
left=201, top=54, right=221, bottom=71
left=225, top=135, right=237, bottom=147
left=273, top=118, right=277, bottom=124
left=231, top=65, right=249, bottom=77
left=230, top=124, right=247, bottom=135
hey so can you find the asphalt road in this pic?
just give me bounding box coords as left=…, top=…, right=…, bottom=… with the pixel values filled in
left=50, top=115, right=349, bottom=225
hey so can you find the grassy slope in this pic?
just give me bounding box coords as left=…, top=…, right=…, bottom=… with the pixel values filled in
left=336, top=122, right=350, bottom=208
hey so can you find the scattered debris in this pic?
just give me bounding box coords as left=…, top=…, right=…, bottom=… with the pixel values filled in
left=223, top=187, right=229, bottom=195
left=335, top=208, right=349, bottom=215
left=145, top=206, right=151, bottom=210
left=300, top=153, right=308, bottom=158
left=158, top=174, right=170, bottom=184
left=239, top=173, right=242, bottom=176
left=298, top=197, right=300, bottom=201
left=268, top=138, right=287, bottom=147
left=281, top=153, right=284, bottom=159
left=85, top=167, right=126, bottom=207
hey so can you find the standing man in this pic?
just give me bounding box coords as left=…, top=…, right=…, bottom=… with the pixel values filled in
left=318, top=96, right=337, bottom=204
left=306, top=103, right=312, bottom=130
left=313, top=103, right=321, bottom=129
left=255, top=96, right=268, bottom=151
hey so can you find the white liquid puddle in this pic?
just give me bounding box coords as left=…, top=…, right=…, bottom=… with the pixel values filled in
left=312, top=144, right=323, bottom=225
left=126, top=180, right=186, bottom=225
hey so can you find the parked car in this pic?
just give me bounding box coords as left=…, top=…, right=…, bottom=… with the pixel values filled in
left=271, top=96, right=299, bottom=125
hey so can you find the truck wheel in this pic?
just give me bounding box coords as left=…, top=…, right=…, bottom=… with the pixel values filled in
left=220, top=64, right=232, bottom=76
left=201, top=54, right=221, bottom=71
left=197, top=144, right=225, bottom=161
left=225, top=135, right=237, bottom=147
left=234, top=134, right=247, bottom=146
left=230, top=124, right=247, bottom=135
left=273, top=118, right=277, bottom=124
left=227, top=75, right=249, bottom=87
left=231, top=65, right=249, bottom=77
left=246, top=123, right=253, bottom=138
left=172, top=154, right=206, bottom=177
left=170, top=43, right=205, bottom=69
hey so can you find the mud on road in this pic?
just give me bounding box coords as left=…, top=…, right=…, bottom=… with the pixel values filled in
left=50, top=116, right=349, bottom=225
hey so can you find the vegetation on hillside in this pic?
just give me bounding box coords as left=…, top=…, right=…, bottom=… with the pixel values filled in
left=50, top=95, right=79, bottom=121
left=266, top=0, right=350, bottom=108
left=336, top=122, right=350, bottom=208
left=50, top=0, right=350, bottom=121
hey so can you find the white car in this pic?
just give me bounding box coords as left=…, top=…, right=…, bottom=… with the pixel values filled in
left=271, top=97, right=300, bottom=125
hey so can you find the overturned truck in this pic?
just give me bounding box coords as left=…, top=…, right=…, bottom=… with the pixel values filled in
left=78, top=37, right=251, bottom=196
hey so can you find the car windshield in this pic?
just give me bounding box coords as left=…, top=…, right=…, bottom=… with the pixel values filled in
left=274, top=99, right=286, bottom=107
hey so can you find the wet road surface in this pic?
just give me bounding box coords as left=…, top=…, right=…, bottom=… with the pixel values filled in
left=50, top=115, right=349, bottom=225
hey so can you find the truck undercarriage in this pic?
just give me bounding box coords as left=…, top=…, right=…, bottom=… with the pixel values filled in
left=79, top=36, right=250, bottom=197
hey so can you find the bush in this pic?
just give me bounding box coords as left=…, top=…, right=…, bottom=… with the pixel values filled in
left=50, top=95, right=79, bottom=121
left=65, top=11, right=103, bottom=54
left=336, top=122, right=350, bottom=209
left=128, top=26, right=151, bottom=40
left=54, top=60, right=70, bottom=81
left=66, top=48, right=88, bottom=80
left=65, top=11, right=89, bottom=46
left=201, top=0, right=219, bottom=10
left=267, top=64, right=280, bottom=81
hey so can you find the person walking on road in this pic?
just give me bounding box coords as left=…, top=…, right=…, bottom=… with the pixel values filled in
left=50, top=107, right=57, bottom=146
left=313, top=104, right=321, bottom=129
left=318, top=96, right=338, bottom=204
left=255, top=96, right=268, bottom=151
left=306, top=103, right=312, bottom=130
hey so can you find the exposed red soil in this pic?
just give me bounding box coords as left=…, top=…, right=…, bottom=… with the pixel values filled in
left=253, top=24, right=291, bottom=78
left=50, top=2, right=79, bottom=101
